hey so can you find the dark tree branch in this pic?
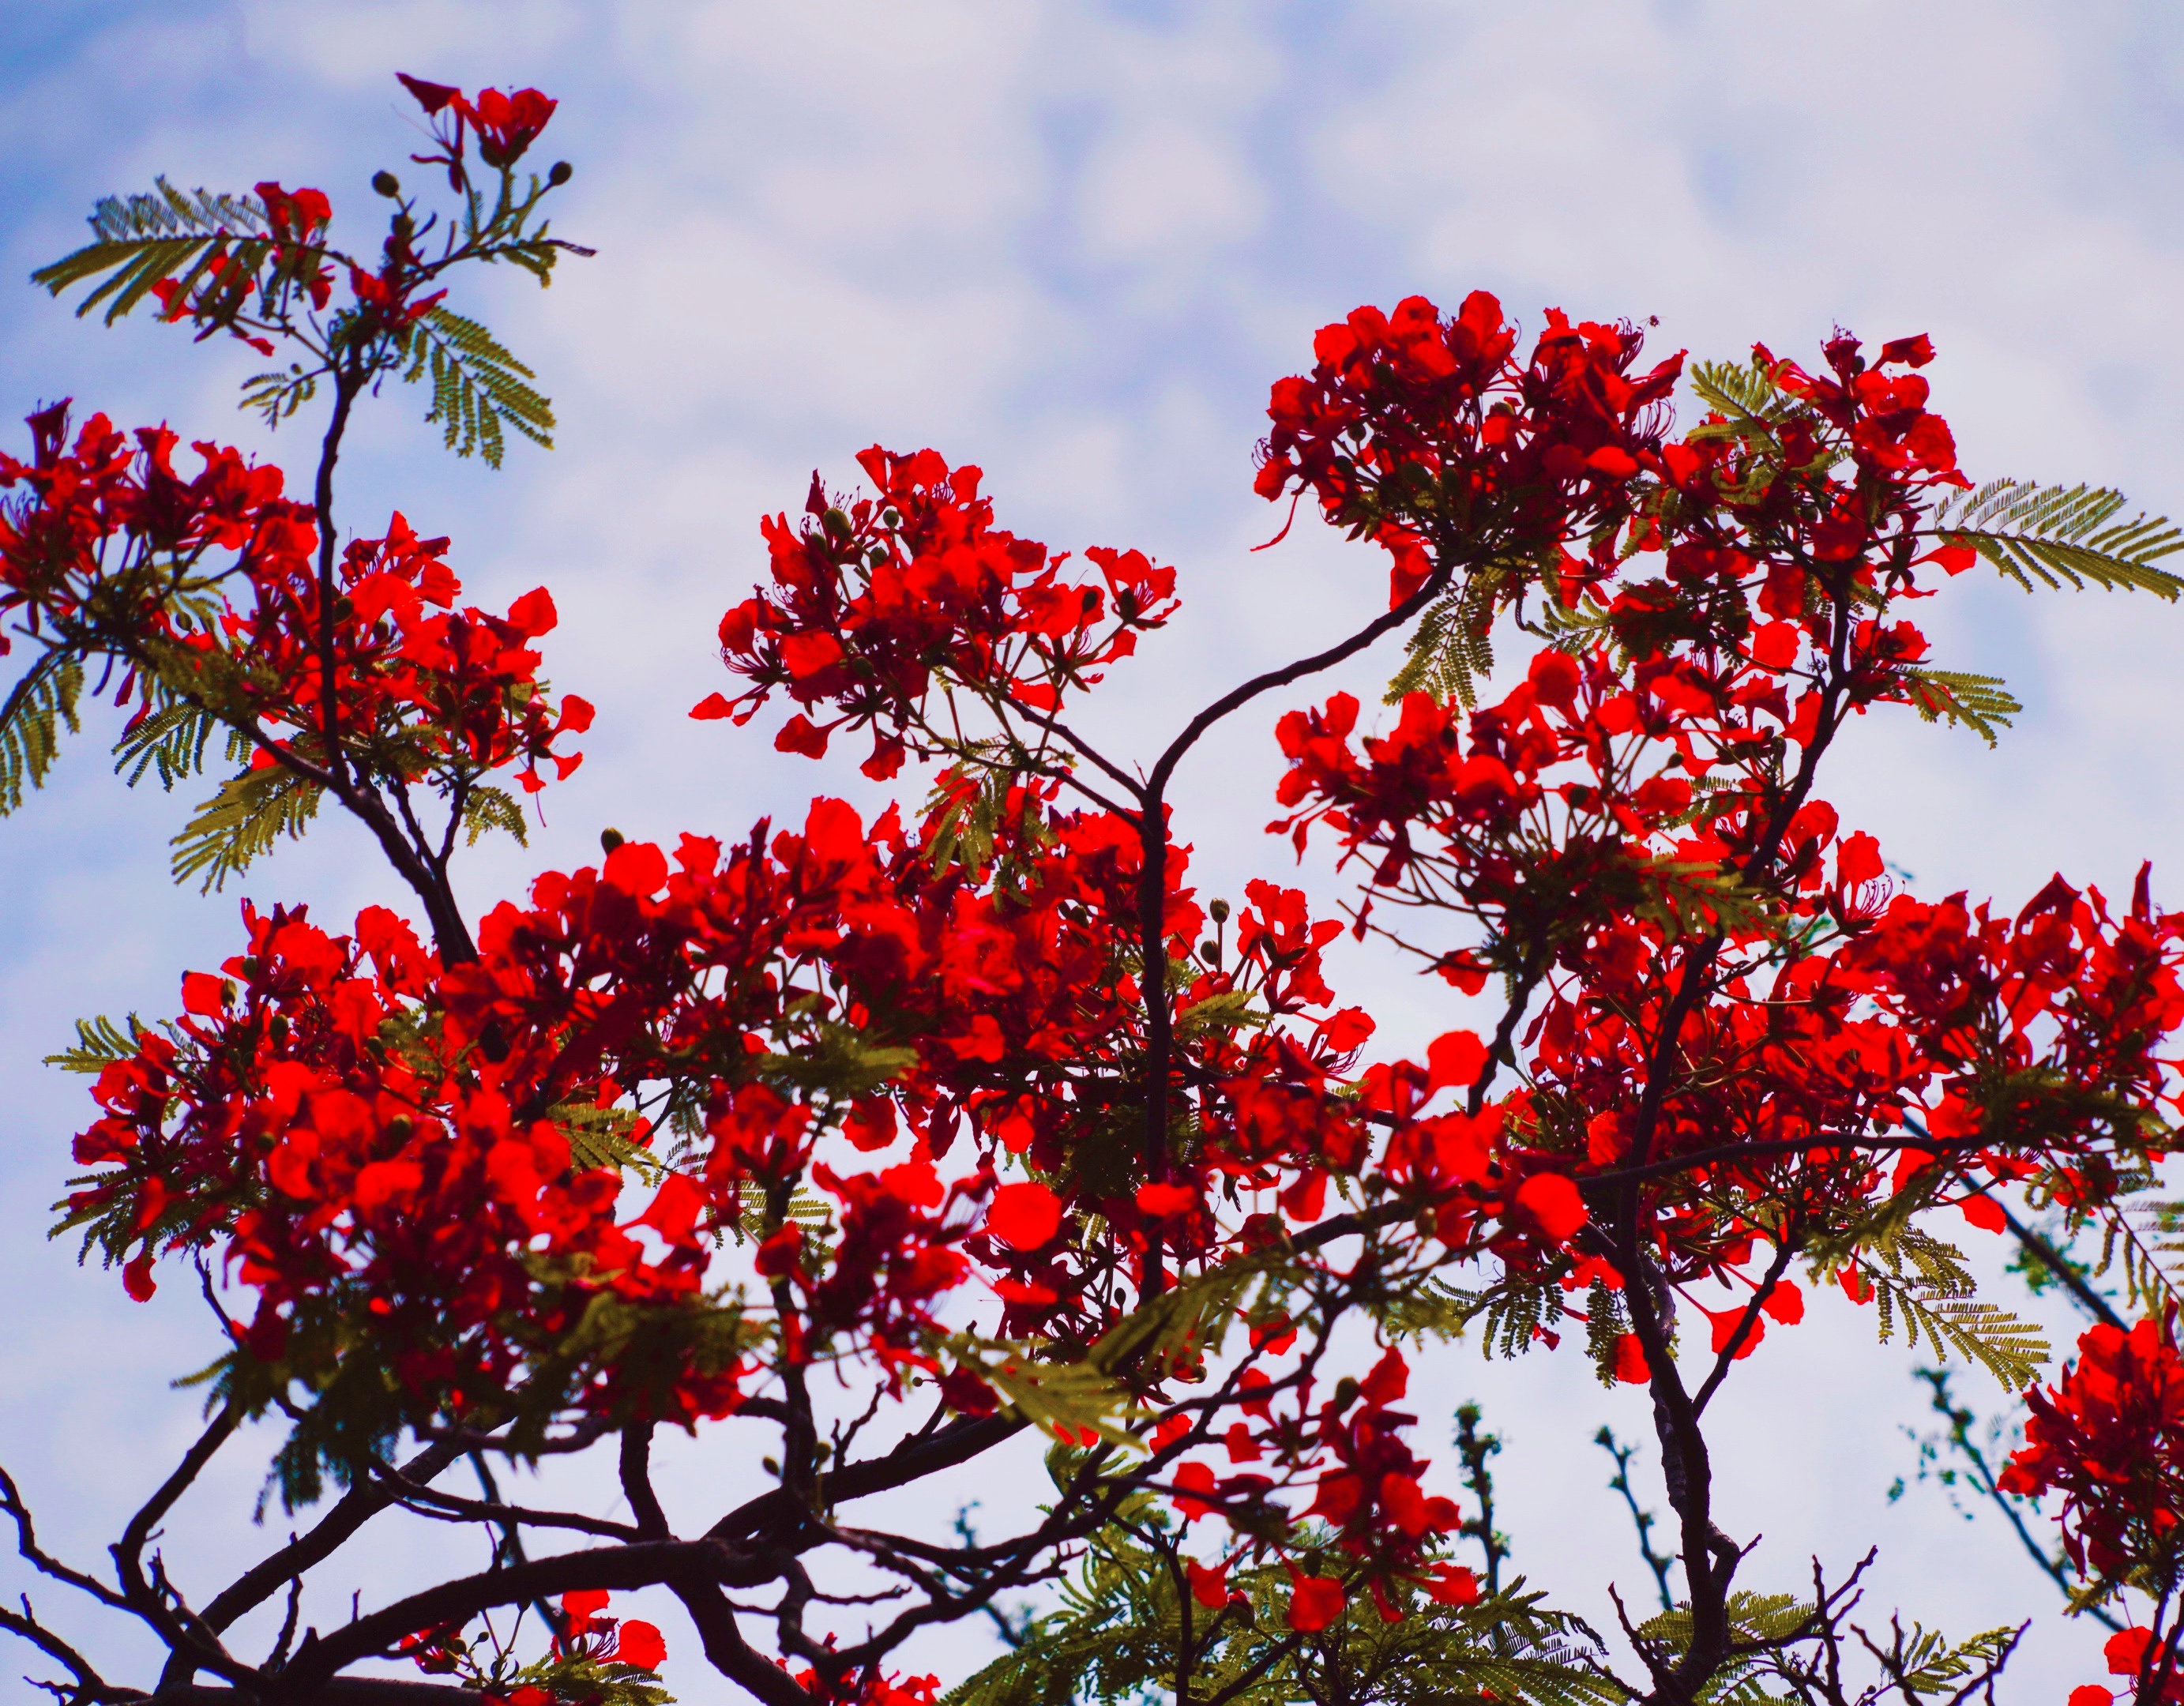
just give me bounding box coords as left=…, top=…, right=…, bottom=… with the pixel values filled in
left=620, top=1423, right=671, bottom=1539
left=156, top=1437, right=468, bottom=1693
left=705, top=1413, right=1022, bottom=1543
left=284, top=1538, right=774, bottom=1685
left=113, top=1405, right=241, bottom=1614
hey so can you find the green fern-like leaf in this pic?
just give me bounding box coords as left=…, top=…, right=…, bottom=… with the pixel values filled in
left=951, top=1520, right=1619, bottom=1706
left=1089, top=1257, right=1275, bottom=1384
left=945, top=1334, right=1148, bottom=1449
left=1172, top=988, right=1268, bottom=1042
left=1633, top=857, right=1772, bottom=943
left=44, top=1013, right=147, bottom=1076
left=1382, top=1276, right=1482, bottom=1346
left=1859, top=1226, right=2048, bottom=1388
left=400, top=307, right=555, bottom=469
left=551, top=1101, right=664, bottom=1184
left=1686, top=357, right=1799, bottom=426
left=111, top=697, right=220, bottom=791
left=1469, top=1276, right=1564, bottom=1361
left=32, top=178, right=273, bottom=328
left=1386, top=568, right=1511, bottom=708
left=0, top=651, right=85, bottom=814
left=1881, top=1621, right=2021, bottom=1697
left=91, top=179, right=268, bottom=244
left=2089, top=1194, right=2184, bottom=1316
left=725, top=1181, right=833, bottom=1244
left=1902, top=668, right=2021, bottom=747
left=1934, top=479, right=2184, bottom=599
left=460, top=782, right=531, bottom=847
left=239, top=365, right=323, bottom=430
left=169, top=764, right=324, bottom=892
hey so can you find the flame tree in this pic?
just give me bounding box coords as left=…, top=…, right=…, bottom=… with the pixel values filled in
left=6, top=73, right=2184, bottom=1706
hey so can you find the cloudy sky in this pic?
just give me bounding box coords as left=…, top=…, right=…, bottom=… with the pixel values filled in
left=2, top=1, right=2182, bottom=1697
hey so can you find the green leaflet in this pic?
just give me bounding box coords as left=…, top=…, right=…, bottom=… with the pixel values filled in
left=947, top=1517, right=1618, bottom=1706
left=2095, top=1194, right=2184, bottom=1316
left=1088, top=1257, right=1272, bottom=1383
left=941, top=1262, right=1283, bottom=1451
left=1474, top=1276, right=1562, bottom=1361
left=1172, top=988, right=1269, bottom=1041
left=1385, top=552, right=1550, bottom=709
left=0, top=651, right=83, bottom=814
left=456, top=1646, right=672, bottom=1706
left=400, top=306, right=555, bottom=469
left=1686, top=357, right=1800, bottom=427
left=32, top=178, right=271, bottom=328
left=111, top=697, right=222, bottom=792
left=1633, top=1591, right=1810, bottom=1704
left=169, top=763, right=325, bottom=892
left=726, top=1180, right=833, bottom=1243
left=1381, top=1276, right=1481, bottom=1346
left=461, top=782, right=532, bottom=847
left=1934, top=479, right=2184, bottom=600
left=1631, top=856, right=1772, bottom=943
left=551, top=1101, right=665, bottom=1185
left=923, top=753, right=1018, bottom=877
left=44, top=1013, right=148, bottom=1077
left=1900, top=668, right=2020, bottom=747
left=943, top=1333, right=1147, bottom=1449
left=1582, top=1280, right=1634, bottom=1388
left=1633, top=1592, right=2017, bottom=1704
left=754, top=1020, right=919, bottom=1103
left=1852, top=1224, right=2049, bottom=1390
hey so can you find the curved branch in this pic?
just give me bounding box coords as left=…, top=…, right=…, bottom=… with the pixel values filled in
left=705, top=1413, right=1021, bottom=1543
left=157, top=1437, right=467, bottom=1694
left=620, top=1423, right=671, bottom=1539
left=1132, top=556, right=1462, bottom=1277
left=114, top=1405, right=240, bottom=1609
left=284, top=1538, right=773, bottom=1685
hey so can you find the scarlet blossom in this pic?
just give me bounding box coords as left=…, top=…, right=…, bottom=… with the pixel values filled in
left=1514, top=1173, right=1586, bottom=1242
left=2001, top=1317, right=2184, bottom=1588
left=986, top=1181, right=1062, bottom=1249
left=467, top=87, right=558, bottom=168
left=611, top=1620, right=667, bottom=1670
left=1287, top=1574, right=1347, bottom=1632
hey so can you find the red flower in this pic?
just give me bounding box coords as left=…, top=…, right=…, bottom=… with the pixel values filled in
left=613, top=1619, right=667, bottom=1670
left=1287, top=1574, right=1347, bottom=1632
left=986, top=1181, right=1062, bottom=1250
left=467, top=86, right=558, bottom=169
left=2001, top=1319, right=2184, bottom=1587
left=1514, top=1173, right=1586, bottom=1242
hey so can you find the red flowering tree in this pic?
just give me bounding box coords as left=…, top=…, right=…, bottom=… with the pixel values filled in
left=6, top=74, right=2184, bottom=1706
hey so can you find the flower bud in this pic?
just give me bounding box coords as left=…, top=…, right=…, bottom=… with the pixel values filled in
left=547, top=160, right=573, bottom=186
left=1209, top=898, right=1231, bottom=924
left=371, top=170, right=401, bottom=197
left=600, top=827, right=626, bottom=853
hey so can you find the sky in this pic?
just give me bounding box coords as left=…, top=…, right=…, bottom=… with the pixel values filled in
left=3, top=0, right=2184, bottom=1697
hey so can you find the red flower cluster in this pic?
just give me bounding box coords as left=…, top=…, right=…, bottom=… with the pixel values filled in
left=224, top=509, right=593, bottom=792
left=0, top=404, right=588, bottom=797
left=41, top=243, right=2184, bottom=1700
left=397, top=73, right=560, bottom=180
left=1261, top=318, right=2184, bottom=1335
left=2002, top=1317, right=2184, bottom=1587
left=1255, top=292, right=1683, bottom=606
left=700, top=448, right=1177, bottom=778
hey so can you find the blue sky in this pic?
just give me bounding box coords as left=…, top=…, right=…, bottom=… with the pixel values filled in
left=3, top=2, right=2184, bottom=1696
